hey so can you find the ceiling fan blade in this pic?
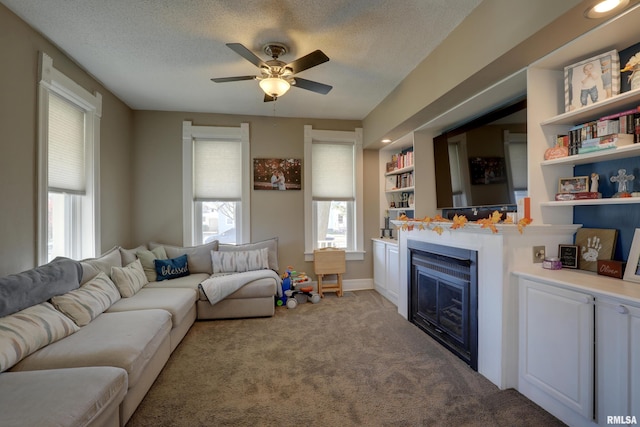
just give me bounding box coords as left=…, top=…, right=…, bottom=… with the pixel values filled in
left=293, top=77, right=332, bottom=94
left=286, top=50, right=329, bottom=74
left=226, top=43, right=267, bottom=69
left=264, top=94, right=276, bottom=102
left=211, top=76, right=256, bottom=83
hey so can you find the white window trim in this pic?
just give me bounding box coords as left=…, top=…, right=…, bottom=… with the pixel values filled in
left=37, top=52, right=102, bottom=265
left=303, top=125, right=364, bottom=261
left=182, top=121, right=250, bottom=245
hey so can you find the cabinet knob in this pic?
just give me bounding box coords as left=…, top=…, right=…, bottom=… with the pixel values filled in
left=617, top=305, right=628, bottom=315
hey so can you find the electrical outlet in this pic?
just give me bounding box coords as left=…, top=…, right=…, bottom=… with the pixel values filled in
left=533, top=246, right=545, bottom=263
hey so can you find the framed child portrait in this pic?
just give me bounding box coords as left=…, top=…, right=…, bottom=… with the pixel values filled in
left=564, top=49, right=620, bottom=112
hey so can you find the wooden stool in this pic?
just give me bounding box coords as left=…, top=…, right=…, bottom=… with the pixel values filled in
left=313, top=248, right=346, bottom=297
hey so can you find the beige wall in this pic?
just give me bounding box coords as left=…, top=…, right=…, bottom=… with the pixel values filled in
left=131, top=111, right=372, bottom=280
left=0, top=5, right=134, bottom=276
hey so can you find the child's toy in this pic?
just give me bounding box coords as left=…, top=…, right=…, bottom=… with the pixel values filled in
left=275, top=266, right=294, bottom=307
left=284, top=289, right=321, bottom=309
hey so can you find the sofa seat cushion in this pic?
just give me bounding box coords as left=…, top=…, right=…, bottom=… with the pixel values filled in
left=144, top=273, right=209, bottom=290
left=106, top=287, right=197, bottom=328
left=10, top=309, right=171, bottom=388
left=0, top=367, right=127, bottom=427
left=197, top=276, right=277, bottom=301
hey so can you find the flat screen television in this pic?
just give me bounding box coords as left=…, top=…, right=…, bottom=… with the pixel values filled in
left=433, top=98, right=527, bottom=214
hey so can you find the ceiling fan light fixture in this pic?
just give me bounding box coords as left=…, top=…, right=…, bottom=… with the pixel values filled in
left=259, top=77, right=291, bottom=98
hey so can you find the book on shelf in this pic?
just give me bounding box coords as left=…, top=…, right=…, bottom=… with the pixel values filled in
left=555, top=192, right=602, bottom=201
left=388, top=148, right=414, bottom=171
left=577, top=133, right=634, bottom=154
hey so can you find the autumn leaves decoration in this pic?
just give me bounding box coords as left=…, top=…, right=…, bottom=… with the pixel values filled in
left=396, top=211, right=532, bottom=235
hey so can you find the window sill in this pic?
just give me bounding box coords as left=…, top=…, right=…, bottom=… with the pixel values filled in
left=304, top=250, right=365, bottom=262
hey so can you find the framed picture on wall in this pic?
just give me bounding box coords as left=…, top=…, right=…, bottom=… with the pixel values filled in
left=623, top=228, right=640, bottom=283
left=575, top=228, right=618, bottom=272
left=564, top=49, right=620, bottom=112
left=253, top=158, right=302, bottom=190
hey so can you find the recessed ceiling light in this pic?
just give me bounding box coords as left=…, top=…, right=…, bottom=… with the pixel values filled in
left=584, top=0, right=629, bottom=18
left=381, top=138, right=392, bottom=144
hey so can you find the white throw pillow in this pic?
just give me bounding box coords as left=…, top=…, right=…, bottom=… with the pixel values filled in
left=110, top=259, right=148, bottom=297
left=211, top=248, right=268, bottom=273
left=51, top=272, right=121, bottom=326
left=0, top=302, right=79, bottom=372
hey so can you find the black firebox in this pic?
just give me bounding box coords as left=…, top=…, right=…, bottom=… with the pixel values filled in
left=408, top=240, right=478, bottom=370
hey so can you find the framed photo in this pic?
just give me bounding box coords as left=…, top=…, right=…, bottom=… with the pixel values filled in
left=564, top=49, right=620, bottom=112
left=575, top=228, right=618, bottom=272
left=623, top=228, right=640, bottom=283
left=619, top=42, right=640, bottom=93
left=253, top=158, right=302, bottom=190
left=558, top=176, right=589, bottom=193
left=468, top=157, right=506, bottom=185
left=558, top=244, right=579, bottom=269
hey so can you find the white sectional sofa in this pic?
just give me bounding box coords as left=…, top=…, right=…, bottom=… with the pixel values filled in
left=0, top=238, right=281, bottom=426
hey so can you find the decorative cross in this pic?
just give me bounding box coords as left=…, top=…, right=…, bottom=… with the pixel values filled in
left=610, top=168, right=635, bottom=194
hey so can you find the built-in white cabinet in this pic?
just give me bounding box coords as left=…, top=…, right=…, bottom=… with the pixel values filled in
left=518, top=277, right=594, bottom=424
left=372, top=238, right=399, bottom=306
left=596, top=297, right=640, bottom=424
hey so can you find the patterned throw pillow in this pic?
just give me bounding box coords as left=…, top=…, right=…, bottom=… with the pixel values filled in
left=211, top=248, right=268, bottom=273
left=154, top=255, right=190, bottom=281
left=110, top=259, right=148, bottom=297
left=0, top=302, right=80, bottom=372
left=50, top=272, right=121, bottom=326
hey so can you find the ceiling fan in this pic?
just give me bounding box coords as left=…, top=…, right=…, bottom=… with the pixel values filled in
left=211, top=42, right=332, bottom=102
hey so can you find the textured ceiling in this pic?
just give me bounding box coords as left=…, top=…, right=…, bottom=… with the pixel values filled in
left=2, top=0, right=482, bottom=120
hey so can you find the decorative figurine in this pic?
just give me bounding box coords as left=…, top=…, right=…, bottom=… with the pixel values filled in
left=590, top=172, right=599, bottom=193
left=610, top=168, right=635, bottom=197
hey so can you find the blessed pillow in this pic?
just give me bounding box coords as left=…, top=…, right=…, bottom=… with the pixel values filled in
left=0, top=302, right=79, bottom=372
left=219, top=237, right=278, bottom=271
left=154, top=255, right=190, bottom=281
left=110, top=259, right=148, bottom=297
left=211, top=248, right=268, bottom=273
left=136, top=246, right=168, bottom=282
left=149, top=240, right=219, bottom=274
left=51, top=272, right=121, bottom=327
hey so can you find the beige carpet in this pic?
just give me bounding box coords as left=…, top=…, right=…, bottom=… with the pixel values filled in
left=127, top=290, right=564, bottom=426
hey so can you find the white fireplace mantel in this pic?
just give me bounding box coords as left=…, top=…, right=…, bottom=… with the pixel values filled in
left=394, top=223, right=580, bottom=390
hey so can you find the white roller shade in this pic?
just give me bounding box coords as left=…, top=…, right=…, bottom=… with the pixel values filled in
left=48, top=94, right=85, bottom=194
left=508, top=142, right=528, bottom=189
left=312, top=142, right=354, bottom=201
left=448, top=143, right=462, bottom=194
left=193, top=139, right=242, bottom=201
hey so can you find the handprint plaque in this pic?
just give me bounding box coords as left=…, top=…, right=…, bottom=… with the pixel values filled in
left=575, top=228, right=618, bottom=272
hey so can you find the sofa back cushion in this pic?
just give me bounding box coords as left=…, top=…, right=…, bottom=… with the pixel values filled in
left=111, top=259, right=148, bottom=297
left=50, top=272, right=121, bottom=326
left=136, top=246, right=168, bottom=282
left=211, top=248, right=269, bottom=273
left=149, top=240, right=218, bottom=274
left=0, top=302, right=79, bottom=372
left=0, top=258, right=82, bottom=318
left=80, top=247, right=122, bottom=285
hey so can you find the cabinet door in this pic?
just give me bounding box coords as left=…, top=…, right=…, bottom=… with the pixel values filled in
left=597, top=299, right=640, bottom=422
left=373, top=241, right=386, bottom=291
left=518, top=278, right=594, bottom=420
left=385, top=244, right=399, bottom=303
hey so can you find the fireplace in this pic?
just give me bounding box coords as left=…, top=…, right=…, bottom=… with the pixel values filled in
left=408, top=240, right=478, bottom=370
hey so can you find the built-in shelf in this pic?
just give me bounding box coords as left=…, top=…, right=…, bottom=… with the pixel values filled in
left=540, top=87, right=640, bottom=127
left=540, top=197, right=640, bottom=207
left=541, top=143, right=640, bottom=166
left=385, top=186, right=415, bottom=194
left=385, top=165, right=414, bottom=176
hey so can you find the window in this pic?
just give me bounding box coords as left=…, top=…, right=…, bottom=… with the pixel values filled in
left=182, top=121, right=250, bottom=245
left=504, top=131, right=528, bottom=204
left=38, top=53, right=101, bottom=264
left=304, top=126, right=364, bottom=261
left=447, top=135, right=470, bottom=207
